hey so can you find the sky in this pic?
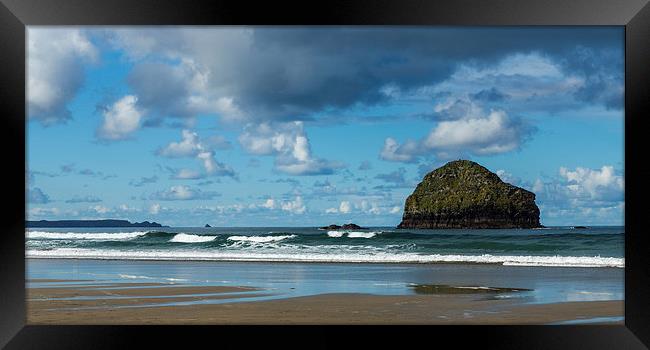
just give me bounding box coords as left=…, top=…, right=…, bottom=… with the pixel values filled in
left=26, top=26, right=625, bottom=227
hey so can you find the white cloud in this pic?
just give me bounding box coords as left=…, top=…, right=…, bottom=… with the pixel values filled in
left=530, top=165, right=624, bottom=225
left=423, top=110, right=524, bottom=155
left=261, top=198, right=276, bottom=209
left=280, top=196, right=306, bottom=214
left=149, top=185, right=220, bottom=201
left=158, top=130, right=202, bottom=157
left=172, top=169, right=204, bottom=180
left=97, top=95, right=144, bottom=140
left=159, top=129, right=236, bottom=178
left=239, top=121, right=342, bottom=175
left=390, top=206, right=401, bottom=214
left=28, top=207, right=60, bottom=217
left=325, top=207, right=338, bottom=214
left=559, top=165, right=623, bottom=201
left=352, top=200, right=383, bottom=215
left=381, top=100, right=533, bottom=162
left=28, top=28, right=97, bottom=124
left=339, top=201, right=351, bottom=214
left=90, top=205, right=111, bottom=214
left=149, top=203, right=161, bottom=215
left=380, top=138, right=420, bottom=163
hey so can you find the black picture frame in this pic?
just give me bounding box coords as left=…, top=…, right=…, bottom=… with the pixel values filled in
left=1, top=0, right=649, bottom=348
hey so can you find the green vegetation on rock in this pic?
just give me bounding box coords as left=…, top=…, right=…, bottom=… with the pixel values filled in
left=397, top=160, right=542, bottom=229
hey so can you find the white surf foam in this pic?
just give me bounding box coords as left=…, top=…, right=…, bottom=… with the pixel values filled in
left=26, top=231, right=149, bottom=241
left=26, top=248, right=624, bottom=268
left=327, top=231, right=345, bottom=237
left=169, top=233, right=216, bottom=243
left=347, top=231, right=378, bottom=238
left=119, top=274, right=153, bottom=279
left=327, top=231, right=379, bottom=238
left=227, top=235, right=296, bottom=243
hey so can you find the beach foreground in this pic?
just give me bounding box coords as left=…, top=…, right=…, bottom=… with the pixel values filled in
left=27, top=259, right=624, bottom=325
left=27, top=279, right=622, bottom=324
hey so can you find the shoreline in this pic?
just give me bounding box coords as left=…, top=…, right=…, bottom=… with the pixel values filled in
left=27, top=279, right=624, bottom=325
left=25, top=255, right=625, bottom=269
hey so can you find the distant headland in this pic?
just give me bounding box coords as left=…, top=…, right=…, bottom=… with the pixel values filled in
left=26, top=219, right=167, bottom=228
left=397, top=160, right=542, bottom=229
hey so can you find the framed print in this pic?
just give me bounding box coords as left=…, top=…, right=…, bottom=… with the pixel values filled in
left=1, top=0, right=649, bottom=348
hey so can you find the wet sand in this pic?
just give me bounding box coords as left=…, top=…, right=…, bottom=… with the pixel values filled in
left=27, top=280, right=623, bottom=325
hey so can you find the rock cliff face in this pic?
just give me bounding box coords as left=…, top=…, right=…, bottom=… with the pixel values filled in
left=397, top=160, right=541, bottom=229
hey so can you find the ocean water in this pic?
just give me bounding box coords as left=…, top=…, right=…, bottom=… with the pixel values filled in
left=26, top=226, right=624, bottom=268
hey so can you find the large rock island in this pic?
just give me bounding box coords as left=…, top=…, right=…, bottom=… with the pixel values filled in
left=397, top=160, right=541, bottom=229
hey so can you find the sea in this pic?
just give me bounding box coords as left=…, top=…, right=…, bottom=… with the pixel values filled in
left=26, top=226, right=624, bottom=268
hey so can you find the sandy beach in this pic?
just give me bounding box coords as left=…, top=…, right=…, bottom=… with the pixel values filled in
left=27, top=279, right=623, bottom=325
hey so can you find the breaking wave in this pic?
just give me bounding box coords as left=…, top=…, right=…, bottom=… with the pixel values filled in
left=227, top=235, right=296, bottom=243
left=169, top=233, right=217, bottom=243
left=26, top=231, right=149, bottom=241
left=26, top=248, right=624, bottom=268
left=327, top=231, right=380, bottom=238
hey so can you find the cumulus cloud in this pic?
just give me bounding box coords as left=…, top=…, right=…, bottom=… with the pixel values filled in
left=149, top=185, right=221, bottom=201
left=325, top=198, right=402, bottom=216
left=559, top=165, right=624, bottom=202
left=28, top=207, right=60, bottom=217
left=90, top=205, right=111, bottom=214
left=97, top=95, right=144, bottom=140
left=424, top=110, right=529, bottom=155
left=338, top=201, right=352, bottom=214
left=528, top=165, right=624, bottom=225
left=158, top=129, right=236, bottom=178
left=103, top=27, right=621, bottom=125
left=149, top=203, right=161, bottom=215
left=261, top=198, right=276, bottom=209
left=417, top=51, right=622, bottom=122
left=28, top=28, right=98, bottom=124
left=157, top=130, right=203, bottom=157
left=381, top=99, right=534, bottom=163
left=239, top=121, right=342, bottom=175
left=380, top=138, right=421, bottom=163
left=30, top=27, right=621, bottom=130
left=280, top=196, right=306, bottom=214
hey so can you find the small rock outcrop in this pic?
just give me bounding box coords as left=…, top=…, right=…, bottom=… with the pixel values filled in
left=204, top=224, right=212, bottom=228
left=341, top=223, right=365, bottom=230
left=319, top=223, right=366, bottom=230
left=397, top=160, right=541, bottom=229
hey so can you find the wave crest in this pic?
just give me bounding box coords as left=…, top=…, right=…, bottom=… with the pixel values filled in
left=169, top=233, right=216, bottom=243
left=26, top=248, right=625, bottom=268
left=327, top=231, right=380, bottom=238
left=227, top=235, right=296, bottom=243
left=26, top=231, right=149, bottom=240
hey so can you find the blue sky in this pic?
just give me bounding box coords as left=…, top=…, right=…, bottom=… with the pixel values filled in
left=26, top=27, right=624, bottom=227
